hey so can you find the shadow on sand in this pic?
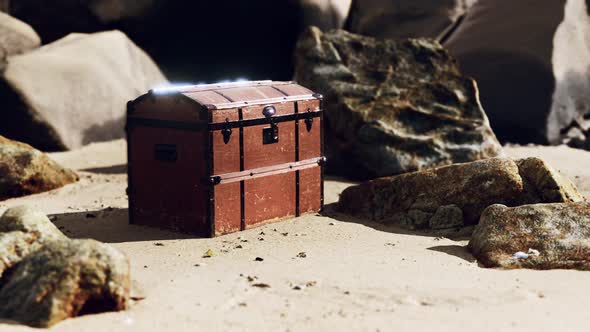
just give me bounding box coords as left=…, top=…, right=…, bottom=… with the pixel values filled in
left=48, top=208, right=194, bottom=243
left=321, top=202, right=477, bottom=263
left=80, top=164, right=127, bottom=174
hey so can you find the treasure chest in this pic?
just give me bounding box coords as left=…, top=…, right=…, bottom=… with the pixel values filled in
left=126, top=81, right=325, bottom=237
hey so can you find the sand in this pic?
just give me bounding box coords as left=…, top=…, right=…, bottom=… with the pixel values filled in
left=0, top=140, right=589, bottom=332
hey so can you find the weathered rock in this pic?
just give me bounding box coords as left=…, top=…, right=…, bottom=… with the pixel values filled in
left=0, top=239, right=130, bottom=327
left=0, top=135, right=78, bottom=200
left=0, top=231, right=36, bottom=279
left=0, top=206, right=66, bottom=278
left=294, top=27, right=503, bottom=179
left=469, top=202, right=590, bottom=270
left=0, top=11, right=39, bottom=59
left=0, top=30, right=167, bottom=151
left=0, top=206, right=130, bottom=327
left=338, top=157, right=585, bottom=230
left=444, top=0, right=590, bottom=144
left=0, top=205, right=66, bottom=241
left=345, top=0, right=471, bottom=40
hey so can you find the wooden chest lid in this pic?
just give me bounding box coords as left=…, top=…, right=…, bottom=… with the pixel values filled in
left=150, top=80, right=319, bottom=110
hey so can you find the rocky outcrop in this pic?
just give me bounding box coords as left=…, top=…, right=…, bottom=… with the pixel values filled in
left=0, top=11, right=39, bottom=59
left=470, top=202, right=590, bottom=270
left=0, top=30, right=167, bottom=151
left=0, top=135, right=77, bottom=200
left=444, top=0, right=590, bottom=145
left=338, top=158, right=585, bottom=230
left=0, top=206, right=130, bottom=328
left=294, top=27, right=502, bottom=179
left=345, top=0, right=471, bottom=40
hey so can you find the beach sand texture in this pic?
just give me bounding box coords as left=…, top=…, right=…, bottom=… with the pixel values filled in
left=0, top=140, right=589, bottom=332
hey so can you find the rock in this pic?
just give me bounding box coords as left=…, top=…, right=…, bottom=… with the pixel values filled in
left=301, top=0, right=352, bottom=31
left=0, top=205, right=66, bottom=241
left=345, top=0, right=470, bottom=40
left=338, top=157, right=585, bottom=230
left=9, top=0, right=159, bottom=42
left=0, top=30, right=167, bottom=151
left=0, top=231, right=36, bottom=279
left=0, top=239, right=130, bottom=327
left=0, top=206, right=67, bottom=279
left=469, top=202, right=590, bottom=270
left=294, top=27, right=502, bottom=179
left=429, top=205, right=464, bottom=229
left=515, top=157, right=584, bottom=204
left=0, top=135, right=78, bottom=200
left=0, top=206, right=130, bottom=327
left=0, top=11, right=39, bottom=59
left=444, top=0, right=590, bottom=144
left=7, top=1, right=341, bottom=83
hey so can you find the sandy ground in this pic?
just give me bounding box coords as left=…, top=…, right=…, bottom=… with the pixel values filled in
left=0, top=140, right=589, bottom=332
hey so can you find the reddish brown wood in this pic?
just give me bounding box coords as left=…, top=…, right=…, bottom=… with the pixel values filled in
left=129, top=126, right=208, bottom=235
left=127, top=81, right=323, bottom=237
left=214, top=183, right=241, bottom=236
left=241, top=102, right=294, bottom=120
left=214, top=157, right=322, bottom=184
left=243, top=121, right=296, bottom=169
left=211, top=108, right=240, bottom=124
left=131, top=94, right=201, bottom=123
left=297, top=100, right=321, bottom=160
left=212, top=126, right=240, bottom=174
left=244, top=173, right=296, bottom=227
left=299, top=167, right=322, bottom=214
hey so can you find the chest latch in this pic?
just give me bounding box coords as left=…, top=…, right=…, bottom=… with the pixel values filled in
left=222, top=118, right=232, bottom=144
left=262, top=105, right=279, bottom=144
left=263, top=122, right=279, bottom=145
left=304, top=110, right=314, bottom=132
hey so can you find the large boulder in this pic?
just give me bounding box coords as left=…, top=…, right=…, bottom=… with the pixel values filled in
left=0, top=206, right=130, bottom=328
left=0, top=135, right=77, bottom=200
left=0, top=30, right=167, bottom=151
left=294, top=27, right=502, bottom=179
left=0, top=11, right=39, bottom=59
left=470, top=202, right=590, bottom=270
left=444, top=0, right=590, bottom=144
left=338, top=157, right=585, bottom=230
left=345, top=0, right=471, bottom=40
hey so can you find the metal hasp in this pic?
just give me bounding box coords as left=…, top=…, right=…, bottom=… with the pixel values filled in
left=221, top=118, right=232, bottom=144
